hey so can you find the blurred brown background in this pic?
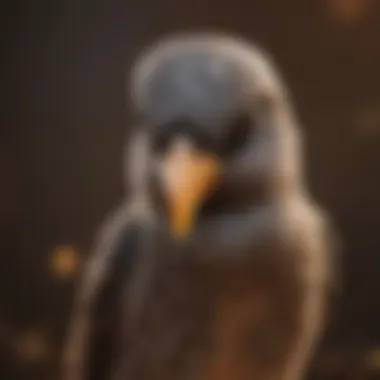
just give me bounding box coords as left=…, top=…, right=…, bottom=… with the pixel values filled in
left=1, top=0, right=380, bottom=379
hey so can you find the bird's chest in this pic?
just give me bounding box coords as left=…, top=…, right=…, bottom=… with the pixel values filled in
left=125, top=251, right=304, bottom=380
left=198, top=261, right=303, bottom=380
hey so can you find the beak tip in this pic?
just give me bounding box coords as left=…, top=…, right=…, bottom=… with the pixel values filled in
left=162, top=141, right=221, bottom=240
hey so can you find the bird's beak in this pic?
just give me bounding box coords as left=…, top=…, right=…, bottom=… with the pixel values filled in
left=161, top=138, right=221, bottom=239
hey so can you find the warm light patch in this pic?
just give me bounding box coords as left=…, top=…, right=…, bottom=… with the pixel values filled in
left=327, top=0, right=373, bottom=25
left=367, top=348, right=380, bottom=370
left=50, top=245, right=79, bottom=278
left=12, top=330, right=49, bottom=364
left=353, top=105, right=380, bottom=137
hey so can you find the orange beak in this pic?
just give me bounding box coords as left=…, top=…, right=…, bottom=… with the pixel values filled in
left=160, top=138, right=221, bottom=239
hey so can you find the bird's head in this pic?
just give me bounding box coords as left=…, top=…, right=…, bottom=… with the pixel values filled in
left=129, top=33, right=302, bottom=240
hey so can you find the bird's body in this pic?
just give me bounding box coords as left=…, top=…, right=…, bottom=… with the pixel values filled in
left=110, top=200, right=328, bottom=380
left=62, top=33, right=335, bottom=380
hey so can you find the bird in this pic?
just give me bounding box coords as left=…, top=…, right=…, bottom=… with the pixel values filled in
left=61, top=32, right=336, bottom=380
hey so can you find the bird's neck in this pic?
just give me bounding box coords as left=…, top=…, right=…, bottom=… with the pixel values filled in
left=198, top=182, right=272, bottom=221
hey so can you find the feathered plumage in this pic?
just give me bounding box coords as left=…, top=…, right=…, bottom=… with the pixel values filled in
left=62, top=32, right=335, bottom=380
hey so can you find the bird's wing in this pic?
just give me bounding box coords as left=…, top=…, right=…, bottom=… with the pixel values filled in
left=61, top=200, right=153, bottom=380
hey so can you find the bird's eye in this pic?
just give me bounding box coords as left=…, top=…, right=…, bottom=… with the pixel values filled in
left=152, top=120, right=216, bottom=154
left=221, top=113, right=252, bottom=157
left=152, top=124, right=173, bottom=154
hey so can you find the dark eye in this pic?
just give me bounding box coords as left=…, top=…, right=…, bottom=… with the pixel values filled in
left=221, top=113, right=252, bottom=157
left=152, top=123, right=173, bottom=154
left=152, top=119, right=216, bottom=154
